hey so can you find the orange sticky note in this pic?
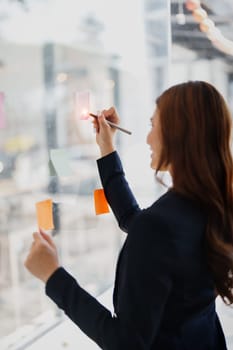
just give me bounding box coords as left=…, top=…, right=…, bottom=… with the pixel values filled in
left=36, top=199, right=54, bottom=230
left=94, top=189, right=110, bottom=215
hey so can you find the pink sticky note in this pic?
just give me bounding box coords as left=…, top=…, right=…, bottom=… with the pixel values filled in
left=75, top=91, right=90, bottom=120
left=0, top=92, right=6, bottom=129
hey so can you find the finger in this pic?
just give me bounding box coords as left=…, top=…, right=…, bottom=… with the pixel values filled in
left=91, top=119, right=99, bottom=130
left=39, top=228, right=56, bottom=247
left=102, top=107, right=116, bottom=117
left=98, top=113, right=110, bottom=128
left=30, top=240, right=36, bottom=249
left=102, top=107, right=119, bottom=124
left=101, top=109, right=107, bottom=115
left=91, top=114, right=100, bottom=132
left=91, top=118, right=96, bottom=124
left=105, top=107, right=116, bottom=116
left=91, top=116, right=98, bottom=123
left=33, top=231, right=41, bottom=241
left=24, top=256, right=30, bottom=269
left=101, top=109, right=111, bottom=120
left=93, top=119, right=99, bottom=133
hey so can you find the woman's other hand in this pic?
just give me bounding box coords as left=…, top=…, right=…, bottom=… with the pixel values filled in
left=92, top=107, right=120, bottom=157
left=24, top=229, right=60, bottom=283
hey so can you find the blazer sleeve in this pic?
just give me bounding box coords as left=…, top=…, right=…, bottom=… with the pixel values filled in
left=45, top=212, right=173, bottom=350
left=96, top=151, right=141, bottom=232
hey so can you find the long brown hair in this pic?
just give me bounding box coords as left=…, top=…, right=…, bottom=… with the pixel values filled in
left=156, top=81, right=233, bottom=305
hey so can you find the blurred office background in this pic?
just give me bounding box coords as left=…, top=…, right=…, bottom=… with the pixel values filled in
left=0, top=0, right=233, bottom=349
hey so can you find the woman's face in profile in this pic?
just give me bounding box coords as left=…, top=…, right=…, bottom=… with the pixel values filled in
left=146, top=108, right=162, bottom=170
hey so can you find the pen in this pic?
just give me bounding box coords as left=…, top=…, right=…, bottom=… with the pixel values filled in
left=89, top=113, right=132, bottom=135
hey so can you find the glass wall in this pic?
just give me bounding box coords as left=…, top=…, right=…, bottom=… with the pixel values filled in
left=0, top=0, right=171, bottom=348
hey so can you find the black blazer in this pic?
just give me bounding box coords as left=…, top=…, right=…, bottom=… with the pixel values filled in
left=46, top=151, right=227, bottom=349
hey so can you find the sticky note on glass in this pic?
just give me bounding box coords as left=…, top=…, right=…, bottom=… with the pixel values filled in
left=75, top=90, right=90, bottom=120
left=94, top=189, right=110, bottom=215
left=36, top=199, right=54, bottom=230
left=48, top=159, right=57, bottom=176
left=0, top=92, right=6, bottom=129
left=50, top=149, right=72, bottom=176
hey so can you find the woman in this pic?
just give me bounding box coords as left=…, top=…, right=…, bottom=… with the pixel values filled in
left=25, top=81, right=233, bottom=349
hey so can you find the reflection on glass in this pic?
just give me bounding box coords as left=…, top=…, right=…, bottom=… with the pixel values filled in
left=0, top=0, right=170, bottom=348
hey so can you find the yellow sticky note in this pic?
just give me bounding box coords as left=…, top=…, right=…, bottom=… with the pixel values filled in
left=36, top=199, right=54, bottom=230
left=94, top=189, right=110, bottom=215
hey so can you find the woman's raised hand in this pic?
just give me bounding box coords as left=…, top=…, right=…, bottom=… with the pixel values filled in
left=24, top=229, right=60, bottom=283
left=92, top=106, right=120, bottom=157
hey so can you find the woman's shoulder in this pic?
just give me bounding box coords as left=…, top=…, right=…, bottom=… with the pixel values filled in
left=126, top=201, right=176, bottom=263
left=127, top=204, right=171, bottom=244
left=127, top=190, right=179, bottom=230
left=127, top=189, right=207, bottom=261
left=129, top=189, right=206, bottom=241
left=150, top=189, right=206, bottom=223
